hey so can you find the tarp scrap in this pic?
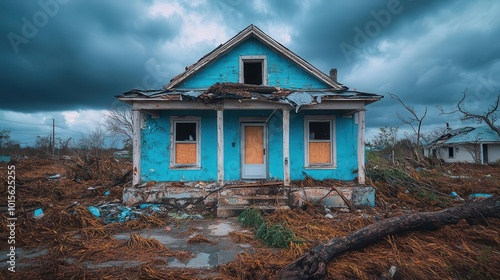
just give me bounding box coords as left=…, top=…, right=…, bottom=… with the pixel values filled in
left=87, top=206, right=101, bottom=218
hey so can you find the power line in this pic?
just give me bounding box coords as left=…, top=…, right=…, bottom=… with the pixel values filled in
left=0, top=118, right=86, bottom=134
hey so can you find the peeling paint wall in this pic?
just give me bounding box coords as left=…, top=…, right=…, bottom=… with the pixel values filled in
left=139, top=108, right=359, bottom=182
left=178, top=37, right=330, bottom=90
left=223, top=110, right=283, bottom=181
left=140, top=110, right=218, bottom=182
left=289, top=110, right=359, bottom=181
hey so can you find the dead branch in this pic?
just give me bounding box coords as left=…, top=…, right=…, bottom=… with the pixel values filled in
left=389, top=93, right=427, bottom=155
left=277, top=196, right=500, bottom=280
left=318, top=185, right=356, bottom=211
left=438, top=90, right=500, bottom=137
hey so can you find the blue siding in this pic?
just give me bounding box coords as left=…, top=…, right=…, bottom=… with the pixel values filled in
left=289, top=111, right=358, bottom=181
left=140, top=110, right=218, bottom=182
left=223, top=110, right=283, bottom=181
left=140, top=109, right=359, bottom=182
left=178, top=37, right=330, bottom=90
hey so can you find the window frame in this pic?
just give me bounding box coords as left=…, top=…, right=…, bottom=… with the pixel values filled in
left=239, top=55, right=267, bottom=85
left=304, top=115, right=336, bottom=169
left=170, top=116, right=201, bottom=169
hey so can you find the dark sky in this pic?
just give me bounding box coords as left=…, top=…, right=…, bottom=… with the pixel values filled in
left=1, top=0, right=499, bottom=146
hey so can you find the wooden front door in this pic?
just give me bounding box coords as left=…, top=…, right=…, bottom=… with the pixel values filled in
left=241, top=123, right=267, bottom=179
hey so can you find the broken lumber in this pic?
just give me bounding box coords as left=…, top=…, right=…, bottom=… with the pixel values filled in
left=277, top=196, right=500, bottom=280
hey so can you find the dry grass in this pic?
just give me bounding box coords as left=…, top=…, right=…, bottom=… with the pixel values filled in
left=187, top=234, right=217, bottom=245
left=1, top=158, right=499, bottom=279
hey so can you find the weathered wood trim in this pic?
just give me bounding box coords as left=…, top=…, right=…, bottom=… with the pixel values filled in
left=283, top=109, right=290, bottom=186
left=239, top=55, right=268, bottom=85
left=128, top=99, right=367, bottom=111
left=217, top=109, right=224, bottom=185
left=132, top=109, right=142, bottom=186
left=357, top=109, right=366, bottom=184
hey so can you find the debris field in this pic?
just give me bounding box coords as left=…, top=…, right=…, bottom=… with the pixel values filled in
left=1, top=157, right=499, bottom=279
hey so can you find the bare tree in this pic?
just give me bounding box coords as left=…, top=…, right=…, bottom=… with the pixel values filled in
left=389, top=93, right=427, bottom=160
left=35, top=135, right=51, bottom=155
left=57, top=137, right=72, bottom=155
left=104, top=104, right=133, bottom=148
left=79, top=126, right=107, bottom=157
left=0, top=130, right=10, bottom=153
left=438, top=90, right=500, bottom=137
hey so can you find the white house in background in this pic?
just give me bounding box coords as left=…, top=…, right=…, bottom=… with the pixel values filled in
left=424, top=125, right=500, bottom=164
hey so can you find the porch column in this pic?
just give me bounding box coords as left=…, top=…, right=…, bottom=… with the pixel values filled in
left=357, top=109, right=366, bottom=184
left=283, top=109, right=290, bottom=186
left=132, top=109, right=142, bottom=186
left=217, top=109, right=224, bottom=185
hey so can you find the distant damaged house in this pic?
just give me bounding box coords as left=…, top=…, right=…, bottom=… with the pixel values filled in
left=424, top=125, right=500, bottom=164
left=117, top=25, right=382, bottom=216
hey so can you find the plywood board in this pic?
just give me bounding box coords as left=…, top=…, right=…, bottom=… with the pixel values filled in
left=175, top=143, right=197, bottom=164
left=309, top=142, right=331, bottom=164
left=244, top=126, right=264, bottom=164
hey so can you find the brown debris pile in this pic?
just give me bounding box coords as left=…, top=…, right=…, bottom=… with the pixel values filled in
left=187, top=234, right=217, bottom=245
left=1, top=158, right=499, bottom=279
left=0, top=157, right=202, bottom=280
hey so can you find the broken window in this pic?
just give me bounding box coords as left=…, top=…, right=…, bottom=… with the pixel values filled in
left=172, top=118, right=200, bottom=167
left=243, top=61, right=263, bottom=85
left=240, top=56, right=267, bottom=85
left=305, top=117, right=335, bottom=167
left=448, top=147, right=454, bottom=158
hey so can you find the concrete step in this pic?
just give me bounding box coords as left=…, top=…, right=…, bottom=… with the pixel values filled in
left=218, top=195, right=288, bottom=207
left=223, top=186, right=285, bottom=196
left=217, top=205, right=290, bottom=218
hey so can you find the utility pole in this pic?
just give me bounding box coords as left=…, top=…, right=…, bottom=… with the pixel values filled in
left=52, top=118, right=55, bottom=156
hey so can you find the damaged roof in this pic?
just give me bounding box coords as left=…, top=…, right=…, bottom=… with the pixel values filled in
left=165, top=24, right=347, bottom=91
left=426, top=125, right=500, bottom=147
left=119, top=82, right=382, bottom=112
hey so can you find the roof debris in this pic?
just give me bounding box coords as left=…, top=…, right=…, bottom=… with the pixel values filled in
left=119, top=82, right=382, bottom=111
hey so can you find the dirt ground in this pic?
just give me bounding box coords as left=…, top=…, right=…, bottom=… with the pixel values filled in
left=1, top=157, right=499, bottom=279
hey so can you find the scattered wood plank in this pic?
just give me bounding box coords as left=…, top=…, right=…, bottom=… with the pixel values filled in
left=277, top=196, right=500, bottom=280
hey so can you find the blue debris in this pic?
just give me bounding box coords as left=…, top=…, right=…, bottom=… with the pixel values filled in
left=139, top=203, right=161, bottom=212
left=118, top=206, right=132, bottom=222
left=87, top=206, right=101, bottom=218
left=450, top=192, right=464, bottom=201
left=104, top=190, right=110, bottom=196
left=34, top=208, right=44, bottom=219
left=468, top=193, right=493, bottom=199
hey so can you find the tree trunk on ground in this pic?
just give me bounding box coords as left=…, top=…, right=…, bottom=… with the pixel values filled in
left=277, top=196, right=500, bottom=280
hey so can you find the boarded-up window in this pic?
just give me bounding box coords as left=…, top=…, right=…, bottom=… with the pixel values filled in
left=307, top=119, right=334, bottom=166
left=173, top=120, right=199, bottom=165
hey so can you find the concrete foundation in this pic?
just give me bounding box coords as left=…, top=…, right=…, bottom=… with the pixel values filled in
left=123, top=182, right=219, bottom=206
left=123, top=182, right=376, bottom=215
left=290, top=186, right=375, bottom=208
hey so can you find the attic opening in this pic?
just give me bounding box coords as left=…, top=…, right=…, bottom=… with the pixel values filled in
left=240, top=55, right=267, bottom=85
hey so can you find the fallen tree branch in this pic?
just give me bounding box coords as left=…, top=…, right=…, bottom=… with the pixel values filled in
left=277, top=196, right=500, bottom=280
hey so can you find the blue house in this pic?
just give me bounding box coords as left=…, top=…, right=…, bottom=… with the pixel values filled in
left=118, top=25, right=382, bottom=190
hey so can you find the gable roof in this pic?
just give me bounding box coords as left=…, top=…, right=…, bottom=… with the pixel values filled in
left=166, top=24, right=347, bottom=91
left=426, top=125, right=500, bottom=147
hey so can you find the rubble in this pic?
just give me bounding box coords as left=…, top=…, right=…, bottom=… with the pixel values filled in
left=0, top=158, right=499, bottom=279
